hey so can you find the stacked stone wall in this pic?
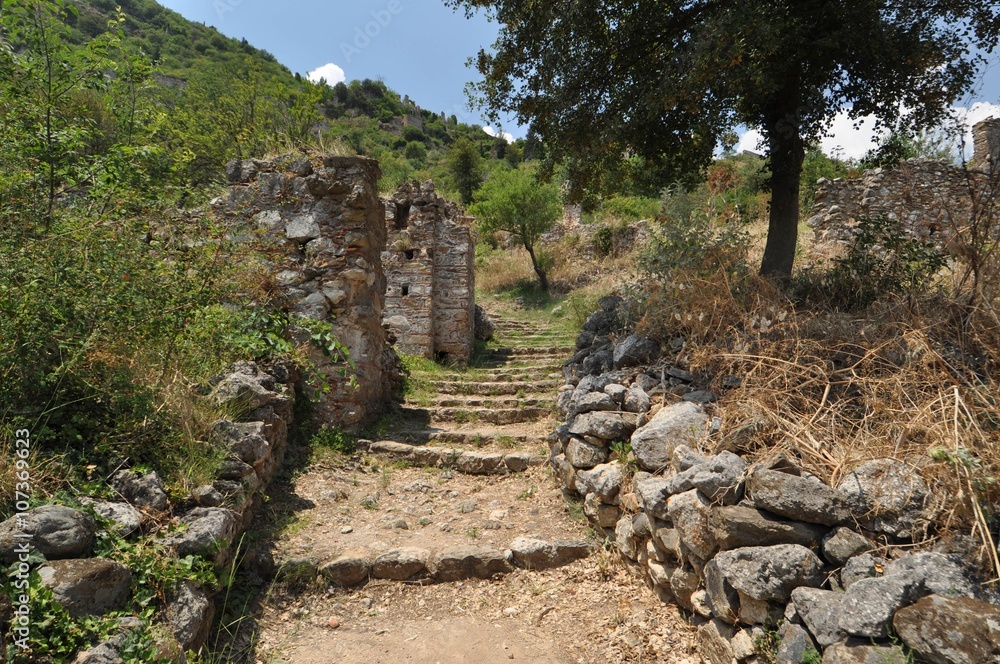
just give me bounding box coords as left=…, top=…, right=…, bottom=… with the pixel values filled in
left=220, top=154, right=396, bottom=429
left=808, top=118, right=1000, bottom=252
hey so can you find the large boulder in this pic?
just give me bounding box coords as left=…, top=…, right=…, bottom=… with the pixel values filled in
left=38, top=558, right=131, bottom=618
left=630, top=402, right=709, bottom=471
left=837, top=459, right=931, bottom=538
left=0, top=505, right=94, bottom=563
left=894, top=594, right=1000, bottom=664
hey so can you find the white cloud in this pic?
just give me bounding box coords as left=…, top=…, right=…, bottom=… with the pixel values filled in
left=735, top=129, right=765, bottom=154
left=483, top=126, right=514, bottom=143
left=307, top=63, right=346, bottom=86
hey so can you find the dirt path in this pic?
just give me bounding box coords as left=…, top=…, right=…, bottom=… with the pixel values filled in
left=238, top=306, right=697, bottom=664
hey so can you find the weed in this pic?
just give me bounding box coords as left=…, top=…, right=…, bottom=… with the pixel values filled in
left=753, top=623, right=783, bottom=664
left=466, top=527, right=480, bottom=539
left=803, top=648, right=823, bottom=664
left=311, top=425, right=356, bottom=454
left=497, top=435, right=517, bottom=449
left=516, top=485, right=536, bottom=500
left=564, top=495, right=586, bottom=523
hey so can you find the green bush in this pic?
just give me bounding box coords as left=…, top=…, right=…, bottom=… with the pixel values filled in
left=311, top=425, right=357, bottom=454
left=793, top=215, right=949, bottom=310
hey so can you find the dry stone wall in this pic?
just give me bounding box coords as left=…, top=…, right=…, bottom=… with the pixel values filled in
left=550, top=301, right=1000, bottom=664
left=382, top=181, right=475, bottom=364
left=808, top=118, right=1000, bottom=251
left=220, top=154, right=397, bottom=429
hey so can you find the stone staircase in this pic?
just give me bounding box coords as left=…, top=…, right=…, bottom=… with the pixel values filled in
left=237, top=306, right=700, bottom=664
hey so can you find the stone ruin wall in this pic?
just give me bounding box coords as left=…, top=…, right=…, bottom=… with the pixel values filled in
left=808, top=118, right=1000, bottom=251
left=219, top=154, right=397, bottom=430
left=382, top=181, right=475, bottom=364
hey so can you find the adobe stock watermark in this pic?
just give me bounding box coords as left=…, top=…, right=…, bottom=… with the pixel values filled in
left=213, top=0, right=246, bottom=21
left=340, top=0, right=406, bottom=64
left=10, top=429, right=32, bottom=652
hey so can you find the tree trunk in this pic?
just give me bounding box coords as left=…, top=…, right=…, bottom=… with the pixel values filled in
left=759, top=99, right=807, bottom=279
left=524, top=242, right=549, bottom=292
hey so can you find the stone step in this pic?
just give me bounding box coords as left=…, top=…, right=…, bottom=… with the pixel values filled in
left=405, top=396, right=553, bottom=409
left=362, top=440, right=547, bottom=474
left=399, top=406, right=552, bottom=426
left=376, top=429, right=548, bottom=447
left=435, top=371, right=562, bottom=383
left=433, top=380, right=562, bottom=395
left=289, top=537, right=592, bottom=588
left=485, top=346, right=574, bottom=357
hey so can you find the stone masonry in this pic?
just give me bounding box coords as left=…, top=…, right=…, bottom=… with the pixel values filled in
left=219, top=154, right=397, bottom=430
left=382, top=180, right=476, bottom=364
left=807, top=117, right=1000, bottom=250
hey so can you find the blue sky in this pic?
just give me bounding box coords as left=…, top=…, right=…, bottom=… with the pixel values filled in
left=158, top=0, right=1000, bottom=157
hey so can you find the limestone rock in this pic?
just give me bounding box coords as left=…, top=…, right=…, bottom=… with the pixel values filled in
left=320, top=551, right=371, bottom=586
left=212, top=420, right=269, bottom=465
left=667, top=451, right=746, bottom=505
left=167, top=580, right=214, bottom=652
left=612, top=334, right=660, bottom=369
left=775, top=622, right=818, bottom=664
left=571, top=391, right=618, bottom=416
left=79, top=498, right=142, bottom=537
left=0, top=505, right=95, bottom=563
left=710, top=505, right=828, bottom=551
left=615, top=516, right=638, bottom=560
left=748, top=467, right=852, bottom=526
left=667, top=489, right=717, bottom=562
left=568, top=411, right=638, bottom=442
left=110, top=469, right=170, bottom=512
left=211, top=362, right=287, bottom=412
left=575, top=463, right=623, bottom=502
left=630, top=401, right=708, bottom=471
left=372, top=548, right=429, bottom=580
left=670, top=566, right=701, bottom=611
left=822, top=527, right=871, bottom=566
left=474, top=305, right=495, bottom=341
left=38, top=558, right=132, bottom=618
left=164, top=508, right=238, bottom=560
left=191, top=486, right=224, bottom=508
left=506, top=538, right=590, bottom=570
left=893, top=594, right=1000, bottom=664
left=623, top=384, right=651, bottom=413
left=822, top=638, right=908, bottom=664
left=584, top=492, right=620, bottom=527
left=791, top=587, right=847, bottom=647
left=697, top=618, right=738, bottom=664
left=840, top=553, right=886, bottom=589
left=837, top=459, right=931, bottom=538
left=635, top=477, right=672, bottom=520
left=564, top=438, right=609, bottom=469
left=707, top=544, right=824, bottom=604
left=430, top=546, right=511, bottom=581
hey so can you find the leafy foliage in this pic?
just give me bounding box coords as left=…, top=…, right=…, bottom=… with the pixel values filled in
left=470, top=167, right=562, bottom=291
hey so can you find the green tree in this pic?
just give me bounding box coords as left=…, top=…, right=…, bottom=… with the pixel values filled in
left=446, top=136, right=483, bottom=204
left=470, top=167, right=561, bottom=291
left=448, top=0, right=1000, bottom=277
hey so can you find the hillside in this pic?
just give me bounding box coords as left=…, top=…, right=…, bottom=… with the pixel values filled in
left=56, top=0, right=517, bottom=199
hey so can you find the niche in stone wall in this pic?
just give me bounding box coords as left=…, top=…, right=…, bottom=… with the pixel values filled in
left=404, top=249, right=416, bottom=260
left=401, top=284, right=410, bottom=297
left=395, top=202, right=411, bottom=230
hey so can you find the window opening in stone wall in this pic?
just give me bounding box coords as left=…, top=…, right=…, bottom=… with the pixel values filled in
left=401, top=284, right=410, bottom=296
left=404, top=249, right=416, bottom=260
left=395, top=202, right=411, bottom=230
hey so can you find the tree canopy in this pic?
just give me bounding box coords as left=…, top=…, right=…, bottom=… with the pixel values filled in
left=448, top=0, right=1000, bottom=277
left=470, top=167, right=562, bottom=291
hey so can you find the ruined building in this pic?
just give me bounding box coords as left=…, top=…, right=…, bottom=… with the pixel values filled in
left=807, top=118, right=1000, bottom=250
left=382, top=181, right=476, bottom=364
left=218, top=154, right=398, bottom=430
